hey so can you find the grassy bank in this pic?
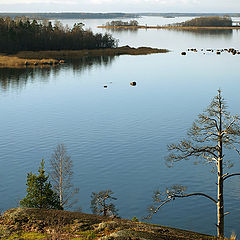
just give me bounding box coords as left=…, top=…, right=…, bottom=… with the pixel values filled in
left=0, top=46, right=169, bottom=68
left=0, top=55, right=63, bottom=68
left=0, top=207, right=215, bottom=240
left=98, top=25, right=240, bottom=30
left=15, top=46, right=169, bottom=59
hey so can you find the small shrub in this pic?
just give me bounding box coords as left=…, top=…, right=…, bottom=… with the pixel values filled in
left=131, top=216, right=139, bottom=222
left=229, top=232, right=237, bottom=240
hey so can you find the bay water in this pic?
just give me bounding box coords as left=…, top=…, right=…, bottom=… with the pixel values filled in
left=0, top=16, right=240, bottom=237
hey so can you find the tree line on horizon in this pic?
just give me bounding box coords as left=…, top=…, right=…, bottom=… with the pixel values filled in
left=0, top=17, right=117, bottom=53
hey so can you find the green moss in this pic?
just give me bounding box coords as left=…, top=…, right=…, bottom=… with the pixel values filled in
left=20, top=232, right=47, bottom=240
left=73, top=230, right=96, bottom=240
left=2, top=232, right=47, bottom=240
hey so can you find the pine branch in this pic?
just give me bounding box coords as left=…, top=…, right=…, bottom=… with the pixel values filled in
left=223, top=173, right=240, bottom=181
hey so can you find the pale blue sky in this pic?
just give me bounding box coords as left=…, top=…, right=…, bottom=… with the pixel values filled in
left=0, top=0, right=239, bottom=12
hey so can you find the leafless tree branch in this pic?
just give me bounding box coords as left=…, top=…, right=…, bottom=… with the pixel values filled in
left=223, top=173, right=240, bottom=181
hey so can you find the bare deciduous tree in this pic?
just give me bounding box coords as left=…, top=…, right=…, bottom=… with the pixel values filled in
left=91, top=190, right=118, bottom=217
left=148, top=90, right=240, bottom=239
left=50, top=144, right=79, bottom=209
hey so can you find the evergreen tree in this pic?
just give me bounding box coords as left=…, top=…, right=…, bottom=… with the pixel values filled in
left=20, top=159, right=62, bottom=210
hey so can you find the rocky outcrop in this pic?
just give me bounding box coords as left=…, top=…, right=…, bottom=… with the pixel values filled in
left=0, top=208, right=215, bottom=240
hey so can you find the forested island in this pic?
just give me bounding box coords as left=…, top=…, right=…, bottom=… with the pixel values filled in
left=169, top=16, right=232, bottom=27
left=105, top=20, right=139, bottom=27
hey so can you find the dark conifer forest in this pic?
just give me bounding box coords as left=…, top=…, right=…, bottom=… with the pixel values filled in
left=0, top=17, right=117, bottom=53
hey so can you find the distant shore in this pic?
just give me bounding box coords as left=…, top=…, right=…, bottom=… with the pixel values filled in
left=98, top=25, right=240, bottom=30
left=0, top=46, right=169, bottom=68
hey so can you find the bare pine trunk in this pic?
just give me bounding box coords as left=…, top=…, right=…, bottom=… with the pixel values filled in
left=217, top=159, right=224, bottom=239
left=217, top=95, right=224, bottom=239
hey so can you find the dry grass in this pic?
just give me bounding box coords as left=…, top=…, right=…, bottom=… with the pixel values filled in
left=0, top=46, right=168, bottom=68
left=14, top=46, right=168, bottom=59
left=0, top=54, right=61, bottom=68
left=229, top=232, right=237, bottom=240
left=1, top=208, right=215, bottom=240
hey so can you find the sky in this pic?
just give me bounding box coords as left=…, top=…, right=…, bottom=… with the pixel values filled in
left=0, top=0, right=239, bottom=13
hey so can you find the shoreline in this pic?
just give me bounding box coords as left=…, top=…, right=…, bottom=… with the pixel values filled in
left=0, top=46, right=169, bottom=68
left=98, top=25, right=240, bottom=30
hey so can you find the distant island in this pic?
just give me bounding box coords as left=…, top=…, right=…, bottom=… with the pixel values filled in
left=167, top=16, right=233, bottom=27
left=99, top=16, right=240, bottom=30
left=105, top=20, right=139, bottom=27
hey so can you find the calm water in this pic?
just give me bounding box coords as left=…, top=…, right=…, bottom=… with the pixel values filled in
left=1, top=17, right=240, bottom=237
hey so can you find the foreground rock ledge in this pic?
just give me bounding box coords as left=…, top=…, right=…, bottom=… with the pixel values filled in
left=0, top=46, right=169, bottom=68
left=0, top=208, right=214, bottom=240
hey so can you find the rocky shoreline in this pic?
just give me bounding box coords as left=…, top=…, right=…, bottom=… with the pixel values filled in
left=0, top=208, right=215, bottom=240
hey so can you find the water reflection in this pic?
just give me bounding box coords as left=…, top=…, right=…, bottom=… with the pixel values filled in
left=70, top=55, right=116, bottom=71
left=0, top=56, right=116, bottom=92
left=105, top=28, right=138, bottom=33
left=104, top=27, right=233, bottom=39
left=166, top=29, right=233, bottom=39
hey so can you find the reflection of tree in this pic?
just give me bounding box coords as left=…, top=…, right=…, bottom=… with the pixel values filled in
left=0, top=56, right=117, bottom=92
left=167, top=29, right=233, bottom=39
left=105, top=28, right=138, bottom=33
left=70, top=55, right=116, bottom=72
